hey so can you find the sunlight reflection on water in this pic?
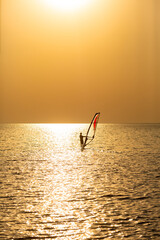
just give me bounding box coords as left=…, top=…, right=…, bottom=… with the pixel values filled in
left=0, top=124, right=160, bottom=239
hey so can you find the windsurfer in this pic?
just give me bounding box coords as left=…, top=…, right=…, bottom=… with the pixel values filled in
left=80, top=112, right=100, bottom=150
left=80, top=133, right=93, bottom=146
left=80, top=132, right=84, bottom=145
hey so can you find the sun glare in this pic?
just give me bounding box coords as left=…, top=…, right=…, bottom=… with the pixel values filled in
left=42, top=0, right=92, bottom=12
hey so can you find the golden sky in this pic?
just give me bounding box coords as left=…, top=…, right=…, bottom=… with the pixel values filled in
left=0, top=0, right=160, bottom=123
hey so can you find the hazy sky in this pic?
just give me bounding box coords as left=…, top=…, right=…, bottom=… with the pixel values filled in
left=0, top=0, right=160, bottom=123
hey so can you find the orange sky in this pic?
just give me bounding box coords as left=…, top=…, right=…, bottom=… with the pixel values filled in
left=0, top=0, right=160, bottom=123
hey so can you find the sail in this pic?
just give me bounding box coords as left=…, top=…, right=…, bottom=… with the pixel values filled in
left=83, top=112, right=100, bottom=148
left=93, top=113, right=99, bottom=134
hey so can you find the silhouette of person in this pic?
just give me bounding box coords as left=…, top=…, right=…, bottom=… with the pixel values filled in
left=80, top=132, right=84, bottom=145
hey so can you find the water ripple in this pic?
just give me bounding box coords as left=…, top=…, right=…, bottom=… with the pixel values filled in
left=0, top=124, right=160, bottom=239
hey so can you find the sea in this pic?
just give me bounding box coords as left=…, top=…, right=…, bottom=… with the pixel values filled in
left=0, top=123, right=160, bottom=240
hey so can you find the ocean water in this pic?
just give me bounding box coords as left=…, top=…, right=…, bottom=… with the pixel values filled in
left=0, top=123, right=160, bottom=240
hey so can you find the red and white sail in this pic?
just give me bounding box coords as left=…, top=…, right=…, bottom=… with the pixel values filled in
left=83, top=112, right=100, bottom=149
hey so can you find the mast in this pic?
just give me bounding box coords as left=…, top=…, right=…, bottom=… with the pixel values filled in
left=83, top=112, right=100, bottom=148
